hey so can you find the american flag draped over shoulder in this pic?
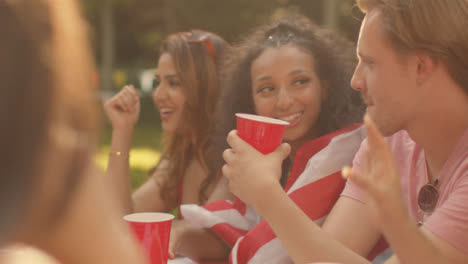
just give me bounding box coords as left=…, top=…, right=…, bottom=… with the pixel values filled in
left=177, top=125, right=388, bottom=264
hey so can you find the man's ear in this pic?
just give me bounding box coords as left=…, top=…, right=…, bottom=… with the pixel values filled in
left=415, top=53, right=436, bottom=85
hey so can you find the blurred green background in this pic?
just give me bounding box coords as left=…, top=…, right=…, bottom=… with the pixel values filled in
left=85, top=0, right=363, bottom=190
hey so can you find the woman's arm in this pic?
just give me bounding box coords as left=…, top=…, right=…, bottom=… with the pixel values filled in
left=102, top=85, right=176, bottom=214
left=245, top=182, right=378, bottom=264
left=106, top=127, right=135, bottom=213
left=103, top=85, right=140, bottom=213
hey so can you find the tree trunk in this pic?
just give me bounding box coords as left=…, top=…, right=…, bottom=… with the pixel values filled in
left=323, top=0, right=339, bottom=29
left=100, top=0, right=114, bottom=91
left=162, top=0, right=177, bottom=33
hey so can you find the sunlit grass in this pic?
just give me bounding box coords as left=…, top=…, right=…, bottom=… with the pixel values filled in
left=96, top=146, right=161, bottom=190
left=95, top=145, right=161, bottom=170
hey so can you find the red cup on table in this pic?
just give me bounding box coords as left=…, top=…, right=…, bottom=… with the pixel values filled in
left=235, top=113, right=289, bottom=154
left=124, top=212, right=174, bottom=264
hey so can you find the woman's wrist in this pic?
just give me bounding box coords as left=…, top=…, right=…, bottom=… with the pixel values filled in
left=109, top=150, right=130, bottom=158
left=254, top=181, right=285, bottom=216
left=112, top=126, right=135, bottom=137
left=110, top=128, right=134, bottom=152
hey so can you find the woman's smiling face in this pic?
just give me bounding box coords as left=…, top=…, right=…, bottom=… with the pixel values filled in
left=152, top=52, right=186, bottom=134
left=251, top=45, right=325, bottom=144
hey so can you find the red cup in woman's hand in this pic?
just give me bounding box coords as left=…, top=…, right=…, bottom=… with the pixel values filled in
left=236, top=113, right=289, bottom=154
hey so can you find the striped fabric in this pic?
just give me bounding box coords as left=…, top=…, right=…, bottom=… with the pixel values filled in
left=178, top=125, right=388, bottom=264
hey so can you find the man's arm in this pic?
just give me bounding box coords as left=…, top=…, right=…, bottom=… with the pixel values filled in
left=345, top=116, right=468, bottom=264
left=383, top=225, right=468, bottom=264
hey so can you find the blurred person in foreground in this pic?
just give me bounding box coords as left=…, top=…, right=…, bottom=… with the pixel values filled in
left=0, top=0, right=145, bottom=263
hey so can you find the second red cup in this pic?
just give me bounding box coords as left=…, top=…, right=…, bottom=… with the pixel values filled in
left=236, top=113, right=289, bottom=154
left=124, top=212, right=174, bottom=264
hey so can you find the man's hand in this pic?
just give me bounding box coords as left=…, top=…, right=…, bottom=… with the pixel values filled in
left=342, top=114, right=406, bottom=230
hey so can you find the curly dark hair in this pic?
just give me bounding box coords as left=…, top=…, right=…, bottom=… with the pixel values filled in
left=207, top=14, right=365, bottom=178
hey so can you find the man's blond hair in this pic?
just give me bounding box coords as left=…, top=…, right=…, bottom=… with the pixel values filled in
left=357, top=0, right=468, bottom=93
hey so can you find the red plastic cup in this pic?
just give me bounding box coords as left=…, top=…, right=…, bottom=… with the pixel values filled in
left=236, top=113, right=289, bottom=154
left=124, top=212, right=174, bottom=264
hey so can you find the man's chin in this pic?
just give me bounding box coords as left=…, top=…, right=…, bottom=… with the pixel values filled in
left=373, top=120, right=400, bottom=138
left=365, top=111, right=398, bottom=137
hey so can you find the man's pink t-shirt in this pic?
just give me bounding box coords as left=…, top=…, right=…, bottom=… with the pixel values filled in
left=341, top=128, right=468, bottom=254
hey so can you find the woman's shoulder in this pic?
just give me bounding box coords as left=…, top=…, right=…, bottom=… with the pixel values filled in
left=150, top=158, right=171, bottom=181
